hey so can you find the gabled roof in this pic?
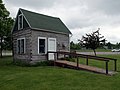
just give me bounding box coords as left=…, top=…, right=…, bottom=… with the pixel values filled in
left=16, top=8, right=71, bottom=34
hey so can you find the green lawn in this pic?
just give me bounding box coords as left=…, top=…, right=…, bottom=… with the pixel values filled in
left=0, top=56, right=120, bottom=90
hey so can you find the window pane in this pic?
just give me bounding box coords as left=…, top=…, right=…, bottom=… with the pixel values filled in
left=18, top=15, right=23, bottom=29
left=17, top=40, right=20, bottom=54
left=39, top=39, right=45, bottom=53
left=19, top=15, right=22, bottom=28
left=21, top=39, right=24, bottom=53
left=17, top=39, right=25, bottom=54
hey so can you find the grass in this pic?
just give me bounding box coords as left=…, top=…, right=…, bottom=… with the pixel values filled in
left=0, top=55, right=120, bottom=90
left=78, top=55, right=118, bottom=70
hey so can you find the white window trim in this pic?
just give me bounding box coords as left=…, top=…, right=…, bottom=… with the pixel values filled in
left=38, top=37, right=47, bottom=54
left=18, top=14, right=23, bottom=30
left=17, top=37, right=26, bottom=54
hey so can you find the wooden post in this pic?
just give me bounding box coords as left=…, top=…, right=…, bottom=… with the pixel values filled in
left=114, top=60, right=117, bottom=71
left=86, top=56, right=88, bottom=65
left=77, top=56, right=79, bottom=69
left=64, top=54, right=65, bottom=59
left=46, top=52, right=48, bottom=60
left=57, top=52, right=58, bottom=60
left=54, top=53, right=57, bottom=66
left=106, top=61, right=108, bottom=74
left=55, top=53, right=57, bottom=61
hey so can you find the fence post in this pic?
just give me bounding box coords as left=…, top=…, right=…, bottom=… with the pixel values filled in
left=114, top=59, right=117, bottom=71
left=57, top=52, right=58, bottom=60
left=77, top=56, right=79, bottom=69
left=54, top=53, right=57, bottom=66
left=46, top=52, right=48, bottom=60
left=86, top=56, right=88, bottom=65
left=106, top=61, right=108, bottom=74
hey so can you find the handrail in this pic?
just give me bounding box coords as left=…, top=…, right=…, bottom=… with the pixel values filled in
left=47, top=51, right=117, bottom=61
left=47, top=51, right=117, bottom=74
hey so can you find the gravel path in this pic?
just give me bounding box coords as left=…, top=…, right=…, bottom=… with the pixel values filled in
left=77, top=52, right=120, bottom=55
left=2, top=52, right=120, bottom=56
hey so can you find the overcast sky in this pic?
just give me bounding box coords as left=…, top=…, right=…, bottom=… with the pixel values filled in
left=3, top=0, right=120, bottom=43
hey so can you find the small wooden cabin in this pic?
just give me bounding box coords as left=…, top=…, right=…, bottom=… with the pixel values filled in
left=12, top=8, right=72, bottom=63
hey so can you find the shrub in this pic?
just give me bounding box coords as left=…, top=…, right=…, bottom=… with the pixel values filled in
left=14, top=60, right=53, bottom=67
left=31, top=61, right=53, bottom=67
left=65, top=57, right=76, bottom=62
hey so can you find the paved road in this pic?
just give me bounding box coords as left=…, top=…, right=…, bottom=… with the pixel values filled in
left=77, top=52, right=120, bottom=55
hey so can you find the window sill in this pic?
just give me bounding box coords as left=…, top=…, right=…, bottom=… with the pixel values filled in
left=38, top=53, right=46, bottom=56
left=17, top=53, right=26, bottom=55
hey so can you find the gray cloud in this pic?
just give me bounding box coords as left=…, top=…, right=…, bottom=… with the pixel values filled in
left=4, top=0, right=56, bottom=9
left=4, top=0, right=120, bottom=43
left=84, top=0, right=120, bottom=15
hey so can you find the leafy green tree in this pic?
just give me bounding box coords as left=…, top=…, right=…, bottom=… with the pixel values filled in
left=70, top=41, right=75, bottom=50
left=0, top=0, right=14, bottom=57
left=115, top=42, right=120, bottom=49
left=70, top=41, right=81, bottom=50
left=106, top=42, right=112, bottom=49
left=78, top=28, right=106, bottom=56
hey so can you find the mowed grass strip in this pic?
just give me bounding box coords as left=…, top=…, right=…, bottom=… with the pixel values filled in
left=0, top=56, right=120, bottom=90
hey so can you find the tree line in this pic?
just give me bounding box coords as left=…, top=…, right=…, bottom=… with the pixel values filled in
left=71, top=41, right=120, bottom=50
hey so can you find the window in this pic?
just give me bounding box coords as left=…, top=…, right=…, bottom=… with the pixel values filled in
left=21, top=39, right=25, bottom=53
left=17, top=38, right=25, bottom=54
left=18, top=14, right=23, bottom=30
left=38, top=37, right=47, bottom=54
left=18, top=39, right=20, bottom=54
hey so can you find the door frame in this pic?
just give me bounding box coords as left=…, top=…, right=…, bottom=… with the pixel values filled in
left=48, top=38, right=56, bottom=52
left=38, top=37, right=47, bottom=54
left=48, top=38, right=56, bottom=60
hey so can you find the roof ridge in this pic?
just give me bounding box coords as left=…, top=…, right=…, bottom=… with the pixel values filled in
left=19, top=8, right=59, bottom=19
left=17, top=8, right=71, bottom=34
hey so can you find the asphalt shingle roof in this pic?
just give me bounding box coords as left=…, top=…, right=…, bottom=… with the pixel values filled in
left=20, top=8, right=71, bottom=34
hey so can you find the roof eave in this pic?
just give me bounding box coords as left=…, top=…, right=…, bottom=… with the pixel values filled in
left=11, top=8, right=32, bottom=33
left=11, top=8, right=20, bottom=33
left=20, top=9, right=32, bottom=28
left=31, top=27, right=71, bottom=35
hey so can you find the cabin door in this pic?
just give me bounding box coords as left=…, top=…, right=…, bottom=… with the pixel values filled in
left=48, top=38, right=56, bottom=60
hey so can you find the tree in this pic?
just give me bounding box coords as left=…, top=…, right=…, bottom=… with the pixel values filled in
left=70, top=41, right=81, bottom=50
left=106, top=42, right=112, bottom=49
left=0, top=0, right=14, bottom=57
left=78, top=28, right=106, bottom=56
